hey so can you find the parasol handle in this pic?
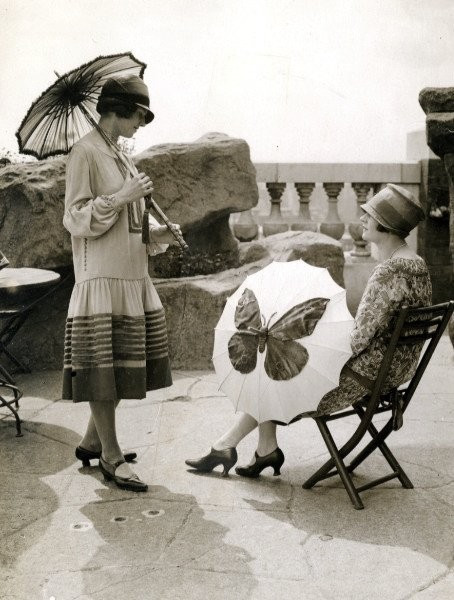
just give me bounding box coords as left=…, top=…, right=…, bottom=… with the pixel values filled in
left=82, top=109, right=189, bottom=253
left=143, top=194, right=189, bottom=252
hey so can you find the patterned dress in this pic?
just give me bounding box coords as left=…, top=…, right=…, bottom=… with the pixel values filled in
left=312, top=256, right=432, bottom=417
left=62, top=129, right=172, bottom=403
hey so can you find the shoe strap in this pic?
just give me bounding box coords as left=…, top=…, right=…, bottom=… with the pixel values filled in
left=100, top=456, right=126, bottom=471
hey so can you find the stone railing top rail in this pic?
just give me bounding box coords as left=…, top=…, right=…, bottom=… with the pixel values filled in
left=254, top=162, right=421, bottom=184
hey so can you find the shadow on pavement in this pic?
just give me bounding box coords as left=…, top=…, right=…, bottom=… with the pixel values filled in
left=0, top=420, right=81, bottom=569
left=76, top=481, right=258, bottom=598
left=243, top=442, right=454, bottom=567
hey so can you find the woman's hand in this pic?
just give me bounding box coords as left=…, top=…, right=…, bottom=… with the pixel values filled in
left=150, top=223, right=183, bottom=245
left=116, top=173, right=154, bottom=206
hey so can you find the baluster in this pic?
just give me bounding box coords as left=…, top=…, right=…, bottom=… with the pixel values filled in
left=291, top=183, right=317, bottom=232
left=320, top=183, right=345, bottom=240
left=372, top=183, right=382, bottom=195
left=232, top=209, right=258, bottom=242
left=349, top=183, right=372, bottom=257
left=262, top=182, right=288, bottom=237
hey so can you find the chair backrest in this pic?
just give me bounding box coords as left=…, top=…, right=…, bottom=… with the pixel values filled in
left=366, top=301, right=454, bottom=416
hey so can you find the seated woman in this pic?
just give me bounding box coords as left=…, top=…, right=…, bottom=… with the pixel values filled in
left=185, top=183, right=432, bottom=478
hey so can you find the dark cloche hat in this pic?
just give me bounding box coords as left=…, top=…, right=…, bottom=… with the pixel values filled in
left=97, top=74, right=154, bottom=124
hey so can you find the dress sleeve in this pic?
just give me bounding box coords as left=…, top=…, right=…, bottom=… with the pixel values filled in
left=63, top=145, right=122, bottom=238
left=350, top=266, right=404, bottom=356
left=146, top=213, right=169, bottom=256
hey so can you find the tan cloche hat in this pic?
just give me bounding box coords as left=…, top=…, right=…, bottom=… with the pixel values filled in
left=361, top=183, right=425, bottom=236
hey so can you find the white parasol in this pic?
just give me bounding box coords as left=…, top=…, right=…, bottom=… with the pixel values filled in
left=212, top=260, right=355, bottom=424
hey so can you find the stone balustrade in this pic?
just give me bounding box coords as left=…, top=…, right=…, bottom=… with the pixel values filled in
left=232, top=162, right=422, bottom=258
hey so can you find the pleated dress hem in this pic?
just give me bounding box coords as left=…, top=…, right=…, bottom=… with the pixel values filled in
left=62, top=276, right=172, bottom=403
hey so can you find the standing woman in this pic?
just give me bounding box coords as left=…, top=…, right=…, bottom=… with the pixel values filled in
left=63, top=75, right=181, bottom=492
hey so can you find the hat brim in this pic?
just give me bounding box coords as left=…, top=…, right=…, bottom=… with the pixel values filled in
left=360, top=203, right=408, bottom=236
left=135, top=103, right=154, bottom=124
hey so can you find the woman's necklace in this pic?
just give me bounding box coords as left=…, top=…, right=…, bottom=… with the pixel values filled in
left=388, top=243, right=407, bottom=260
left=98, top=126, right=121, bottom=151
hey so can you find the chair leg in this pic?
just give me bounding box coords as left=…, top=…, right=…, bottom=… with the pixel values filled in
left=308, top=419, right=364, bottom=510
left=303, top=455, right=336, bottom=489
left=0, top=361, right=15, bottom=384
left=0, top=394, right=23, bottom=437
left=0, top=345, right=30, bottom=373
left=349, top=412, right=413, bottom=489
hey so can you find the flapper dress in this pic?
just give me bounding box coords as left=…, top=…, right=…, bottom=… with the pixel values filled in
left=62, top=129, right=172, bottom=403
left=311, top=257, right=432, bottom=417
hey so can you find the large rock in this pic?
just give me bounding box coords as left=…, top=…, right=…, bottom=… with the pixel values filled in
left=135, top=132, right=257, bottom=230
left=237, top=230, right=344, bottom=286
left=5, top=232, right=345, bottom=372
left=419, top=88, right=454, bottom=114
left=424, top=113, right=454, bottom=158
left=419, top=88, right=454, bottom=158
left=420, top=88, right=454, bottom=349
left=0, top=133, right=258, bottom=274
left=137, top=132, right=258, bottom=276
left=0, top=159, right=69, bottom=268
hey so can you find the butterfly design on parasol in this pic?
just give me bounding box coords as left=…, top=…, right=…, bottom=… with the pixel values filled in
left=212, top=260, right=355, bottom=424
left=228, top=288, right=329, bottom=380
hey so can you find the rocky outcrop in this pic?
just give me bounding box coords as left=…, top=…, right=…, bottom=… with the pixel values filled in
left=420, top=87, right=454, bottom=348
left=0, top=133, right=258, bottom=274
left=420, top=88, right=454, bottom=157
left=0, top=159, right=69, bottom=268
left=419, top=88, right=454, bottom=115
left=237, top=230, right=344, bottom=286
left=135, top=133, right=258, bottom=231
left=138, top=132, right=258, bottom=276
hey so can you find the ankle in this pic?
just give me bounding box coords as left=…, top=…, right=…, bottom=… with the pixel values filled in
left=256, top=444, right=278, bottom=458
left=79, top=439, right=101, bottom=452
left=212, top=440, right=236, bottom=452
left=101, top=451, right=124, bottom=465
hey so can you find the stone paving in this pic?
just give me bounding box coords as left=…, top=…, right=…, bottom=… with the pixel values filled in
left=1, top=336, right=453, bottom=600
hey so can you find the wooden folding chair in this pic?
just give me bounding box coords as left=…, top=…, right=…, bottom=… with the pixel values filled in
left=303, top=300, right=454, bottom=510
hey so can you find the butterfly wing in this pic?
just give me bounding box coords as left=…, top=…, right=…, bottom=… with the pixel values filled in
left=228, top=332, right=259, bottom=374
left=269, top=297, right=330, bottom=341
left=264, top=337, right=309, bottom=381
left=228, top=288, right=262, bottom=374
left=264, top=297, right=329, bottom=381
left=234, top=288, right=262, bottom=331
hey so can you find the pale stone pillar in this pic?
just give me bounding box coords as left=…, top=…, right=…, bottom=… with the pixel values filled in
left=291, top=183, right=317, bottom=232
left=349, top=183, right=372, bottom=257
left=263, top=182, right=288, bottom=237
left=232, top=209, right=258, bottom=242
left=320, top=182, right=345, bottom=240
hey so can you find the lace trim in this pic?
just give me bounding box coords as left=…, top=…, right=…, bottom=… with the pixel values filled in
left=100, top=194, right=121, bottom=213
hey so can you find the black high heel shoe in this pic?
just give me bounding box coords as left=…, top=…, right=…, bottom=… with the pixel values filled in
left=99, top=456, right=148, bottom=492
left=75, top=446, right=137, bottom=467
left=235, top=447, right=285, bottom=478
left=185, top=447, right=238, bottom=477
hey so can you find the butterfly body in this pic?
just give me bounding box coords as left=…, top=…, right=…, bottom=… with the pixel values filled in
left=228, top=288, right=329, bottom=381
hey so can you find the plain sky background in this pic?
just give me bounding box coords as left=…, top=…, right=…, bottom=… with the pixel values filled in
left=1, top=0, right=453, bottom=162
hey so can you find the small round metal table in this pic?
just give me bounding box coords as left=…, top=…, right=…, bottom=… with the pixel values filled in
left=0, top=268, right=61, bottom=436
